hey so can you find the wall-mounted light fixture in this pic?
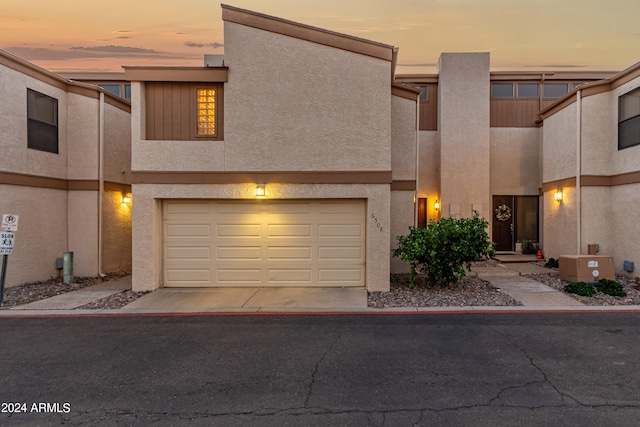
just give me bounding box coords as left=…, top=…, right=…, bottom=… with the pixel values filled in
left=256, top=184, right=266, bottom=198
left=554, top=189, right=563, bottom=203
left=122, top=193, right=132, bottom=204
left=433, top=199, right=440, bottom=211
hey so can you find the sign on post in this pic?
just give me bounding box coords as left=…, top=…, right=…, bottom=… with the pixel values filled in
left=0, top=232, right=15, bottom=255
left=1, top=214, right=19, bottom=232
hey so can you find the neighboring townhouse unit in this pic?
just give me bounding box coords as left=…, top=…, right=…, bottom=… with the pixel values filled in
left=397, top=56, right=613, bottom=253
left=124, top=5, right=419, bottom=292
left=539, top=63, right=640, bottom=273
left=0, top=49, right=132, bottom=287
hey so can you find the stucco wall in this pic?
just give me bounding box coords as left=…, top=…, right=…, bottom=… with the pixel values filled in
left=222, top=22, right=391, bottom=172
left=611, top=183, right=640, bottom=275
left=391, top=95, right=417, bottom=181
left=490, top=128, right=540, bottom=195
left=102, top=190, right=132, bottom=272
left=417, top=131, right=440, bottom=222
left=0, top=185, right=67, bottom=287
left=438, top=53, right=491, bottom=218
left=542, top=102, right=577, bottom=183
left=580, top=92, right=614, bottom=176
left=0, top=65, right=68, bottom=178
left=390, top=191, right=413, bottom=274
left=66, top=94, right=99, bottom=180
left=104, top=103, right=132, bottom=183
left=542, top=187, right=577, bottom=260
left=132, top=183, right=391, bottom=292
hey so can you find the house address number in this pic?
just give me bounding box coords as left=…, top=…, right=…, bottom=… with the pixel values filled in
left=370, top=214, right=384, bottom=232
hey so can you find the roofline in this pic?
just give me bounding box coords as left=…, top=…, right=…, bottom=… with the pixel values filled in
left=220, top=4, right=394, bottom=61
left=123, top=66, right=228, bottom=82
left=539, top=61, right=640, bottom=120
left=0, top=49, right=130, bottom=112
left=392, top=82, right=421, bottom=101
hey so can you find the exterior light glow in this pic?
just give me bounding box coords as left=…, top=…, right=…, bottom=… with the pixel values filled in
left=434, top=199, right=440, bottom=211
left=256, top=184, right=266, bottom=198
left=122, top=193, right=132, bottom=204
left=554, top=189, right=563, bottom=203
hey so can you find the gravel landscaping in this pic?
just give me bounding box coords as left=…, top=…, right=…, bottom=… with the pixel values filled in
left=0, top=271, right=147, bottom=309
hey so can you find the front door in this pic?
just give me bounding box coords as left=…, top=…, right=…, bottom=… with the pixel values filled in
left=492, top=196, right=514, bottom=251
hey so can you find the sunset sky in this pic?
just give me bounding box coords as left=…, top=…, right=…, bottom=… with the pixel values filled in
left=2, top=0, right=638, bottom=74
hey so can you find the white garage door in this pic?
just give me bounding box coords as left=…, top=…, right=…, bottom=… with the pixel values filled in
left=163, top=199, right=366, bottom=287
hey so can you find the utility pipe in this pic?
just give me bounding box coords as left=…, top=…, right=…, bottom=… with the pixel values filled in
left=576, top=89, right=582, bottom=254
left=98, top=92, right=105, bottom=276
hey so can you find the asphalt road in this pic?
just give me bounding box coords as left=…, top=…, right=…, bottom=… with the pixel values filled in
left=1, top=313, right=639, bottom=426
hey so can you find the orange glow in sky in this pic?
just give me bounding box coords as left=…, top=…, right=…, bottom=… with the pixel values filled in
left=2, top=0, right=638, bottom=74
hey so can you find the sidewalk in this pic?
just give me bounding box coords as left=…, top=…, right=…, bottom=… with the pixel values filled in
left=2, top=264, right=640, bottom=315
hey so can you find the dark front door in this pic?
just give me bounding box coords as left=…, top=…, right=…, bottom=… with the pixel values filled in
left=493, top=195, right=514, bottom=251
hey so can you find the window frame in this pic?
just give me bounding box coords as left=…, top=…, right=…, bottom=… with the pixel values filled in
left=491, top=83, right=514, bottom=98
left=27, top=88, right=59, bottom=154
left=618, top=86, right=640, bottom=150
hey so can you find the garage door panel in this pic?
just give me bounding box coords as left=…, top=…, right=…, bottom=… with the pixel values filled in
left=164, top=199, right=365, bottom=287
left=217, top=246, right=261, bottom=260
left=268, top=269, right=312, bottom=283
left=318, top=268, right=363, bottom=284
left=268, top=224, right=312, bottom=237
left=217, top=269, right=262, bottom=283
left=166, top=224, right=210, bottom=238
left=267, top=246, right=312, bottom=260
left=166, top=269, right=210, bottom=283
left=166, top=246, right=211, bottom=260
left=217, top=224, right=261, bottom=237
left=318, top=246, right=363, bottom=261
left=318, top=224, right=364, bottom=238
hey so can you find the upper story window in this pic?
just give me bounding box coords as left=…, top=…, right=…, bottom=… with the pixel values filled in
left=197, top=88, right=217, bottom=136
left=145, top=82, right=223, bottom=141
left=27, top=89, right=58, bottom=154
left=491, top=83, right=513, bottom=98
left=543, top=83, right=569, bottom=99
left=99, top=84, right=121, bottom=97
left=418, top=86, right=428, bottom=101
left=517, top=83, right=539, bottom=98
left=619, top=87, right=640, bottom=150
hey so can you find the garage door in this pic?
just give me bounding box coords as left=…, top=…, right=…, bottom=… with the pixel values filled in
left=163, top=199, right=366, bottom=287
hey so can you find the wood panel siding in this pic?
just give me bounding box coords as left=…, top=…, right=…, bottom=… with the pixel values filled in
left=419, top=83, right=438, bottom=131
left=145, top=82, right=224, bottom=141
left=490, top=98, right=540, bottom=127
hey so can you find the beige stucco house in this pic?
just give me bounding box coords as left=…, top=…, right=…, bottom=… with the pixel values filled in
left=0, top=49, right=132, bottom=287
left=539, top=63, right=640, bottom=273
left=124, top=5, right=419, bottom=292
left=3, top=4, right=639, bottom=293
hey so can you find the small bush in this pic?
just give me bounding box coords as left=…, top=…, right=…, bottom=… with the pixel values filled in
left=393, top=212, right=495, bottom=288
left=564, top=281, right=595, bottom=297
left=544, top=258, right=559, bottom=269
left=598, top=278, right=626, bottom=297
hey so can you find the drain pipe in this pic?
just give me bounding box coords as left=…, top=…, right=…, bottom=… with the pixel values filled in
left=576, top=89, right=582, bottom=254
left=98, top=92, right=105, bottom=277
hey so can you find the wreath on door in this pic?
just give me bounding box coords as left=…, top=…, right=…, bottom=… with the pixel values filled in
left=495, top=204, right=511, bottom=221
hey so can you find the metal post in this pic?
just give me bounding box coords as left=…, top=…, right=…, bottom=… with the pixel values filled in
left=0, top=254, right=8, bottom=306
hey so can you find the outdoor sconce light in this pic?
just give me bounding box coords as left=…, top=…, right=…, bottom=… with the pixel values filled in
left=554, top=189, right=563, bottom=203
left=433, top=199, right=440, bottom=211
left=122, top=193, right=132, bottom=204
left=256, top=184, right=266, bottom=198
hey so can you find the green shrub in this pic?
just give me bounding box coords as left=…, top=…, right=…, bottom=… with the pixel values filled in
left=564, top=281, right=595, bottom=297
left=598, top=278, right=626, bottom=297
left=544, top=258, right=559, bottom=269
left=393, top=212, right=495, bottom=288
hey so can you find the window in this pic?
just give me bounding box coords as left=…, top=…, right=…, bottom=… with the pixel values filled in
left=517, top=83, right=539, bottom=98
left=197, top=88, right=216, bottom=136
left=491, top=83, right=513, bottom=98
left=418, top=86, right=428, bottom=101
left=543, top=83, right=569, bottom=98
left=572, top=82, right=584, bottom=90
left=124, top=84, right=131, bottom=100
left=619, top=87, right=640, bottom=150
left=27, top=89, right=58, bottom=153
left=99, top=84, right=121, bottom=97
